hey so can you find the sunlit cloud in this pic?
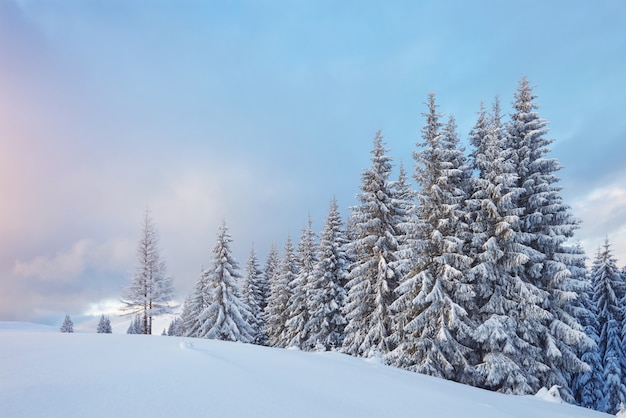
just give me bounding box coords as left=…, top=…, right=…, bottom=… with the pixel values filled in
left=572, top=182, right=626, bottom=265
left=12, top=238, right=134, bottom=282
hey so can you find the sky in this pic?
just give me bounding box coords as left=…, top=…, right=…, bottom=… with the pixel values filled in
left=1, top=0, right=625, bottom=325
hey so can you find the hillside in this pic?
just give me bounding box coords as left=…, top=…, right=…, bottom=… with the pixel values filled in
left=0, top=322, right=610, bottom=418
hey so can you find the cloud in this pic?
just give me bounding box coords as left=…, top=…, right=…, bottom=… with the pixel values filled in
left=572, top=182, right=626, bottom=265
left=12, top=238, right=134, bottom=282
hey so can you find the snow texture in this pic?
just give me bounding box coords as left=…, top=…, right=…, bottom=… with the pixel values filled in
left=0, top=322, right=610, bottom=418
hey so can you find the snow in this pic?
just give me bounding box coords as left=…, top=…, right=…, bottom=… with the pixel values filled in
left=0, top=322, right=611, bottom=418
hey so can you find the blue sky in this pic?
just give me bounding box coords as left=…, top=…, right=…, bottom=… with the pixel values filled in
left=1, top=0, right=625, bottom=324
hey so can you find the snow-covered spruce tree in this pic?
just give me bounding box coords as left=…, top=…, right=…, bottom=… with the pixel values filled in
left=193, top=222, right=254, bottom=343
left=265, top=238, right=298, bottom=347
left=121, top=210, right=175, bottom=335
left=166, top=317, right=183, bottom=336
left=175, top=295, right=195, bottom=337
left=184, top=270, right=212, bottom=338
left=127, top=314, right=142, bottom=334
left=507, top=77, right=591, bottom=394
left=466, top=98, right=551, bottom=394
left=586, top=239, right=626, bottom=413
left=304, top=198, right=349, bottom=351
left=242, top=245, right=268, bottom=345
left=60, top=314, right=74, bottom=333
left=263, top=244, right=280, bottom=310
left=283, top=218, right=318, bottom=349
left=342, top=131, right=404, bottom=358
left=390, top=163, right=418, bottom=261
left=388, top=98, right=474, bottom=384
left=97, top=315, right=112, bottom=333
left=571, top=243, right=604, bottom=409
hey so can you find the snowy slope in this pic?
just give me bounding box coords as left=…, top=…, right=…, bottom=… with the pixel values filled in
left=0, top=322, right=610, bottom=418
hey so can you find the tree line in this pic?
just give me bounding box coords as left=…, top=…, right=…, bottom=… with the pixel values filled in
left=122, top=77, right=624, bottom=414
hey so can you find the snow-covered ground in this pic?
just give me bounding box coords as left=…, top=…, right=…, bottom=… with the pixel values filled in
left=0, top=322, right=610, bottom=418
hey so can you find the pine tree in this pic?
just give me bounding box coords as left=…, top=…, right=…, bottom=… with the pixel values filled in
left=507, top=77, right=592, bottom=393
left=388, top=99, right=474, bottom=383
left=193, top=222, right=254, bottom=343
left=121, top=210, right=175, bottom=334
left=97, top=315, right=112, bottom=333
left=242, top=245, right=267, bottom=345
left=265, top=238, right=297, bottom=347
left=342, top=131, right=403, bottom=358
left=466, top=98, right=551, bottom=394
left=304, top=198, right=349, bottom=351
left=283, top=218, right=318, bottom=349
left=60, top=314, right=74, bottom=333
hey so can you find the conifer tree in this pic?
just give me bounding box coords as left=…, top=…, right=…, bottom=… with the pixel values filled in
left=571, top=245, right=604, bottom=409
left=507, top=77, right=591, bottom=392
left=586, top=239, right=626, bottom=413
left=166, top=317, right=183, bottom=336
left=184, top=274, right=212, bottom=338
left=193, top=222, right=254, bottom=343
left=127, top=314, right=143, bottom=334
left=265, top=238, right=297, bottom=347
left=304, top=198, right=349, bottom=351
left=97, top=315, right=112, bottom=333
left=342, top=131, right=403, bottom=358
left=60, top=314, right=74, bottom=333
left=121, top=210, right=175, bottom=334
left=243, top=245, right=267, bottom=345
left=283, top=218, right=318, bottom=349
left=466, top=98, right=550, bottom=394
left=388, top=99, right=474, bottom=383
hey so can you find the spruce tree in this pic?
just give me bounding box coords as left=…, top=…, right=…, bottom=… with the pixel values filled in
left=588, top=239, right=626, bottom=413
left=342, top=131, right=403, bottom=358
left=304, top=198, right=349, bottom=351
left=193, top=222, right=254, bottom=343
left=60, top=314, right=74, bottom=333
left=571, top=245, right=604, bottom=409
left=283, top=218, right=318, bottom=349
left=265, top=238, right=297, bottom=347
left=243, top=245, right=267, bottom=345
left=466, top=98, right=550, bottom=394
left=388, top=99, right=474, bottom=383
left=127, top=314, right=143, bottom=334
left=121, top=210, right=175, bottom=334
left=507, top=77, right=591, bottom=393
left=97, top=315, right=112, bottom=333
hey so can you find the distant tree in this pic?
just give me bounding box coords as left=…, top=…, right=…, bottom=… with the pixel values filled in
left=304, top=198, right=349, bottom=351
left=167, top=317, right=183, bottom=336
left=176, top=296, right=194, bottom=337
left=342, top=131, right=404, bottom=358
left=193, top=222, right=254, bottom=342
left=242, top=245, right=267, bottom=345
left=127, top=314, right=142, bottom=334
left=121, top=210, right=175, bottom=334
left=60, top=314, right=74, bottom=333
left=97, top=315, right=112, bottom=334
left=265, top=238, right=297, bottom=348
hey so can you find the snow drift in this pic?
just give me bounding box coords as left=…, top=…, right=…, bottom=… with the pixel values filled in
left=0, top=322, right=610, bottom=418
